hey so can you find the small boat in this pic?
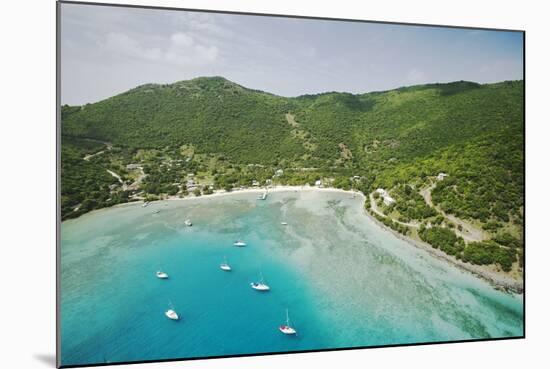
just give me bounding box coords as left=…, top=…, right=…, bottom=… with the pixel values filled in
left=165, top=309, right=179, bottom=320
left=154, top=209, right=160, bottom=214
left=165, top=302, right=179, bottom=320
left=156, top=271, right=169, bottom=279
left=279, top=309, right=297, bottom=335
left=258, top=190, right=267, bottom=200
left=233, top=240, right=247, bottom=247
left=184, top=219, right=192, bottom=227
left=220, top=257, right=232, bottom=271
left=281, top=222, right=288, bottom=226
left=142, top=201, right=150, bottom=208
left=250, top=272, right=270, bottom=291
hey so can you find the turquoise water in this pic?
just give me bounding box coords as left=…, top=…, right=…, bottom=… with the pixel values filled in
left=60, top=191, right=523, bottom=366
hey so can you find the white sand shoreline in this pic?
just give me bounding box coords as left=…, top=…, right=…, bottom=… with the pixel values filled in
left=163, top=184, right=364, bottom=202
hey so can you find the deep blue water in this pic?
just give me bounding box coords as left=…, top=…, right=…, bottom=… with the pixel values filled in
left=60, top=191, right=523, bottom=366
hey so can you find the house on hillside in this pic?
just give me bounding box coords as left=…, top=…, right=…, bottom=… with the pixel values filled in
left=376, top=188, right=396, bottom=206
left=315, top=179, right=323, bottom=188
left=383, top=195, right=396, bottom=206
left=437, top=172, right=448, bottom=181
left=126, top=163, right=141, bottom=170
left=376, top=188, right=387, bottom=196
left=186, top=179, right=197, bottom=191
left=252, top=180, right=259, bottom=187
left=275, top=169, right=284, bottom=177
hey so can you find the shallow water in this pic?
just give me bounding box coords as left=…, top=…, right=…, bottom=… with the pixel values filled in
left=60, top=191, right=523, bottom=366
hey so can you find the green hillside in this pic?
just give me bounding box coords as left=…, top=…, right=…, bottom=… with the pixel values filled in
left=61, top=77, right=524, bottom=276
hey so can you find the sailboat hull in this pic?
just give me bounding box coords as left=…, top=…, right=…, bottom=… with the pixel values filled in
left=250, top=283, right=270, bottom=291
left=165, top=310, right=179, bottom=320
left=279, top=326, right=297, bottom=335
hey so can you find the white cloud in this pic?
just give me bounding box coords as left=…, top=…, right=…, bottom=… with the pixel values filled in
left=102, top=33, right=162, bottom=61
left=101, top=31, right=218, bottom=67
left=171, top=32, right=194, bottom=47
left=165, top=32, right=219, bottom=65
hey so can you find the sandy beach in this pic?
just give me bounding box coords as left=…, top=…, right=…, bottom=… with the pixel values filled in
left=163, top=184, right=360, bottom=202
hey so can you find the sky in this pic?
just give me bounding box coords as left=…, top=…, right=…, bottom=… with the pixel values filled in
left=60, top=3, right=524, bottom=105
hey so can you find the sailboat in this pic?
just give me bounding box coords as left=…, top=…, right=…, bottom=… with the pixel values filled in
left=156, top=270, right=169, bottom=279
left=184, top=219, right=192, bottom=226
left=220, top=256, right=232, bottom=271
left=279, top=309, right=297, bottom=335
left=258, top=189, right=267, bottom=200
left=233, top=240, right=247, bottom=247
left=165, top=301, right=179, bottom=321
left=250, top=272, right=270, bottom=291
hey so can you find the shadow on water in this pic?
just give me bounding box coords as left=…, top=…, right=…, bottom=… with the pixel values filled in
left=33, top=353, right=56, bottom=367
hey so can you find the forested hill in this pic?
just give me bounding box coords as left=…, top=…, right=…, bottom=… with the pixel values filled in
left=62, top=77, right=522, bottom=168
left=61, top=77, right=524, bottom=278
left=62, top=77, right=301, bottom=164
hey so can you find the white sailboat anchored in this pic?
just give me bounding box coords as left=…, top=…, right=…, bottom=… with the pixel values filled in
left=258, top=189, right=268, bottom=200
left=156, top=271, right=169, bottom=279
left=165, top=302, right=179, bottom=321
left=250, top=272, right=270, bottom=291
left=281, top=222, right=288, bottom=226
left=279, top=309, right=297, bottom=335
left=184, top=219, right=193, bottom=226
left=233, top=240, right=247, bottom=247
left=220, top=256, right=232, bottom=271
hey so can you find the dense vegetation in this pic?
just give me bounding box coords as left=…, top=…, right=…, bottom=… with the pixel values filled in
left=462, top=241, right=517, bottom=272
left=419, top=225, right=465, bottom=257
left=392, top=185, right=437, bottom=222
left=61, top=77, right=524, bottom=275
left=61, top=138, right=125, bottom=218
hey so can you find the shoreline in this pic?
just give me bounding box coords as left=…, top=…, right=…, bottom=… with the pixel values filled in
left=362, top=207, right=524, bottom=294
left=164, top=184, right=358, bottom=202
left=65, top=185, right=523, bottom=294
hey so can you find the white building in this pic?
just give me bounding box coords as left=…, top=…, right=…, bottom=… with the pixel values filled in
left=383, top=195, right=396, bottom=206
left=437, top=172, right=448, bottom=181
left=126, top=163, right=141, bottom=170
left=252, top=180, right=259, bottom=187
left=376, top=188, right=395, bottom=205
left=315, top=179, right=323, bottom=188
left=275, top=169, right=284, bottom=177
left=376, top=188, right=387, bottom=196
